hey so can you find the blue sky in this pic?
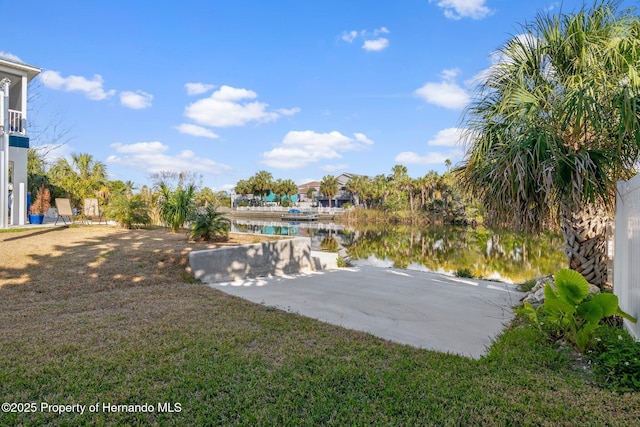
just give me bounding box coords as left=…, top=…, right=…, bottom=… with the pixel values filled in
left=3, top=0, right=632, bottom=191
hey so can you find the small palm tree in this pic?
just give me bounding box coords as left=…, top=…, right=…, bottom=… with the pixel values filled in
left=158, top=183, right=196, bottom=232
left=189, top=206, right=231, bottom=242
left=104, top=194, right=151, bottom=229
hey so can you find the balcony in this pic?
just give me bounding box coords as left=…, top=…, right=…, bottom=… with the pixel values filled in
left=8, top=109, right=24, bottom=134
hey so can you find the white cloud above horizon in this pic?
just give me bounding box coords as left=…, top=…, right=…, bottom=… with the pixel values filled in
left=175, top=123, right=220, bottom=139
left=184, top=85, right=300, bottom=128
left=185, top=82, right=216, bottom=95
left=430, top=0, right=492, bottom=20
left=321, top=163, right=350, bottom=173
left=414, top=68, right=470, bottom=110
left=341, top=27, right=390, bottom=52
left=0, top=51, right=23, bottom=63
left=108, top=141, right=231, bottom=174
left=394, top=127, right=466, bottom=165
left=363, top=38, right=389, bottom=52
left=120, top=90, right=153, bottom=109
left=39, top=70, right=116, bottom=101
left=261, top=130, right=374, bottom=170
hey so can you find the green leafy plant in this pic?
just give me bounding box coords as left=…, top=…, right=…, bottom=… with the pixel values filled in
left=454, top=268, right=474, bottom=278
left=104, top=194, right=151, bottom=229
left=336, top=256, right=351, bottom=268
left=591, top=326, right=640, bottom=392
left=189, top=206, right=231, bottom=242
left=519, top=269, right=636, bottom=352
left=158, top=183, right=196, bottom=232
left=519, top=278, right=538, bottom=292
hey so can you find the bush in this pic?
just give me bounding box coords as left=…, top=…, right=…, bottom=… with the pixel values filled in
left=158, top=183, right=195, bottom=232
left=104, top=194, right=151, bottom=229
left=455, top=268, right=474, bottom=278
left=591, top=325, right=640, bottom=392
left=189, top=206, right=231, bottom=242
left=518, top=269, right=636, bottom=353
left=280, top=199, right=291, bottom=207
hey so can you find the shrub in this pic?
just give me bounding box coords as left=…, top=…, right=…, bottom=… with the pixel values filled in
left=104, top=194, right=152, bottom=229
left=31, top=184, right=51, bottom=215
left=454, top=268, right=474, bottom=278
left=518, top=269, right=636, bottom=353
left=158, top=183, right=195, bottom=232
left=189, top=206, right=230, bottom=242
left=591, top=326, right=640, bottom=392
left=519, top=278, right=538, bottom=292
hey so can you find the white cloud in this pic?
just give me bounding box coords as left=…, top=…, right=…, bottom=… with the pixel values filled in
left=395, top=151, right=454, bottom=165
left=363, top=38, right=389, bottom=52
left=120, top=90, right=153, bottom=109
left=431, top=0, right=492, bottom=20
left=321, top=163, right=350, bottom=172
left=0, top=51, right=22, bottom=62
left=414, top=68, right=470, bottom=109
left=394, top=128, right=468, bottom=165
left=341, top=30, right=359, bottom=43
left=427, top=127, right=465, bottom=146
left=108, top=141, right=231, bottom=174
left=354, top=132, right=374, bottom=145
left=39, top=70, right=115, bottom=101
left=261, top=130, right=374, bottom=170
left=340, top=27, right=390, bottom=52
left=184, top=85, right=299, bottom=127
left=175, top=123, right=220, bottom=140
left=373, top=27, right=390, bottom=36
left=185, top=82, right=216, bottom=95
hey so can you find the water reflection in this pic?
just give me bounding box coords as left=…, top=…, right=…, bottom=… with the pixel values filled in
left=231, top=219, right=565, bottom=283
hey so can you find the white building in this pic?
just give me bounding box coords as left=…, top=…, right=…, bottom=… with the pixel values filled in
left=0, top=56, right=41, bottom=227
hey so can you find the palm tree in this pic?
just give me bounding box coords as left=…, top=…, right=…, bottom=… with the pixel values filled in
left=49, top=152, right=108, bottom=208
left=278, top=179, right=298, bottom=204
left=457, top=1, right=640, bottom=289
left=320, top=175, right=339, bottom=208
left=346, top=175, right=368, bottom=206
left=249, top=170, right=273, bottom=205
left=157, top=182, right=196, bottom=232
left=389, top=165, right=415, bottom=213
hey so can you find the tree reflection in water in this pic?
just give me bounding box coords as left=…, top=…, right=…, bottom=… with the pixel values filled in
left=231, top=220, right=566, bottom=283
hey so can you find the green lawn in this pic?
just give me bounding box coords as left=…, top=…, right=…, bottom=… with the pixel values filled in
left=0, top=227, right=638, bottom=425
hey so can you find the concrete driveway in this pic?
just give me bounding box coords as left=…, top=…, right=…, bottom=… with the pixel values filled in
left=207, top=266, right=524, bottom=359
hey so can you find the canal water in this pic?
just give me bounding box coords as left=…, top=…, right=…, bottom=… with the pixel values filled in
left=231, top=219, right=566, bottom=283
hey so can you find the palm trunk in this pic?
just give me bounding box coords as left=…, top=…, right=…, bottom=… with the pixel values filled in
left=560, top=202, right=610, bottom=289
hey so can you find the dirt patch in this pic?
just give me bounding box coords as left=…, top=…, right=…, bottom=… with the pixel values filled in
left=0, top=226, right=282, bottom=351
left=0, top=226, right=279, bottom=290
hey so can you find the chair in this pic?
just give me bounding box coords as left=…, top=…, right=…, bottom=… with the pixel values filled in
left=83, top=198, right=105, bottom=224
left=55, top=198, right=75, bottom=225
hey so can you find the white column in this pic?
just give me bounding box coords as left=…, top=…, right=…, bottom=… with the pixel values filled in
left=18, top=182, right=25, bottom=225
left=0, top=78, right=9, bottom=228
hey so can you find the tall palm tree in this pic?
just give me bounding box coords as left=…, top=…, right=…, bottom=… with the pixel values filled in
left=457, top=1, right=640, bottom=289
left=249, top=170, right=273, bottom=205
left=320, top=175, right=339, bottom=208
left=346, top=175, right=368, bottom=206
left=279, top=179, right=298, bottom=204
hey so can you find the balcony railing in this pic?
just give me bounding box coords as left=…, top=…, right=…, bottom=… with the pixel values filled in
left=8, top=109, right=23, bottom=134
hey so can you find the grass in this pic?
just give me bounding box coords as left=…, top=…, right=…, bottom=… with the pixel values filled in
left=1, top=227, right=639, bottom=425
